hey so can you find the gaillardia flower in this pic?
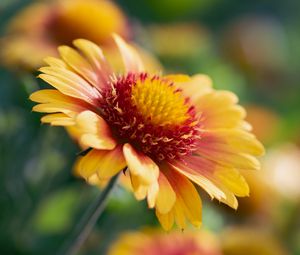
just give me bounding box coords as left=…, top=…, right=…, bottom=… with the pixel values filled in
left=108, top=229, right=221, bottom=255
left=30, top=35, right=264, bottom=230
left=1, top=0, right=129, bottom=70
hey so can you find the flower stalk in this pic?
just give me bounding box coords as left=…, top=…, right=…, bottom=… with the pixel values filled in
left=58, top=173, right=120, bottom=255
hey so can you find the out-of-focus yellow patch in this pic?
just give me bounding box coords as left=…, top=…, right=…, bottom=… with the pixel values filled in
left=51, top=0, right=128, bottom=45
left=0, top=0, right=129, bottom=70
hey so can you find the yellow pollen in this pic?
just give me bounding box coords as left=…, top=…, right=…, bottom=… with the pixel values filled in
left=131, top=77, right=189, bottom=126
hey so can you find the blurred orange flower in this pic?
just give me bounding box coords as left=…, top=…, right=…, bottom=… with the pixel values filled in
left=30, top=35, right=264, bottom=230
left=108, top=229, right=221, bottom=255
left=0, top=0, right=129, bottom=70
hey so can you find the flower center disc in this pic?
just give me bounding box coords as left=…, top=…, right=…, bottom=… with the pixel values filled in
left=131, top=76, right=189, bottom=126
left=101, top=73, right=199, bottom=161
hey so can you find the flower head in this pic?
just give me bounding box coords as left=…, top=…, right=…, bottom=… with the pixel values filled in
left=108, top=229, right=221, bottom=255
left=30, top=35, right=264, bottom=230
left=1, top=0, right=129, bottom=69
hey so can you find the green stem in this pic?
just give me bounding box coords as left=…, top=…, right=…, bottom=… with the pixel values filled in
left=58, top=173, right=120, bottom=255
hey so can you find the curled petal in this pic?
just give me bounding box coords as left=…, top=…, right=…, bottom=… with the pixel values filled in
left=130, top=173, right=159, bottom=208
left=75, top=145, right=126, bottom=181
left=130, top=174, right=148, bottom=200
left=123, top=143, right=159, bottom=185
left=147, top=181, right=159, bottom=208
left=123, top=143, right=159, bottom=208
left=75, top=110, right=116, bottom=150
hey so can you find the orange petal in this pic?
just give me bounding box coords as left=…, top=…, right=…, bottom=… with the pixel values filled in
left=170, top=159, right=226, bottom=201
left=170, top=156, right=248, bottom=209
left=73, top=39, right=112, bottom=88
left=86, top=174, right=115, bottom=188
left=173, top=200, right=187, bottom=229
left=30, top=89, right=91, bottom=117
left=169, top=74, right=212, bottom=103
left=39, top=66, right=100, bottom=105
left=58, top=45, right=100, bottom=88
left=129, top=173, right=158, bottom=208
left=156, top=209, right=174, bottom=231
left=66, top=125, right=88, bottom=149
left=196, top=90, right=247, bottom=129
left=41, top=113, right=75, bottom=126
left=113, top=34, right=144, bottom=73
left=155, top=171, right=176, bottom=214
left=43, top=57, right=69, bottom=69
left=30, top=89, right=68, bottom=103
left=202, top=106, right=246, bottom=129
left=218, top=185, right=239, bottom=209
left=147, top=181, right=159, bottom=208
left=195, top=129, right=264, bottom=171
left=196, top=148, right=261, bottom=171
left=123, top=143, right=159, bottom=208
left=199, top=129, right=265, bottom=156
left=214, top=168, right=249, bottom=197
left=130, top=174, right=147, bottom=200
left=123, top=143, right=159, bottom=185
left=73, top=39, right=106, bottom=70
left=75, top=145, right=125, bottom=181
left=163, top=167, right=202, bottom=228
left=75, top=110, right=116, bottom=150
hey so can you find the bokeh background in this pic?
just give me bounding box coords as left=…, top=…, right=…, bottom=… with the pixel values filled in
left=1, top=0, right=300, bottom=254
